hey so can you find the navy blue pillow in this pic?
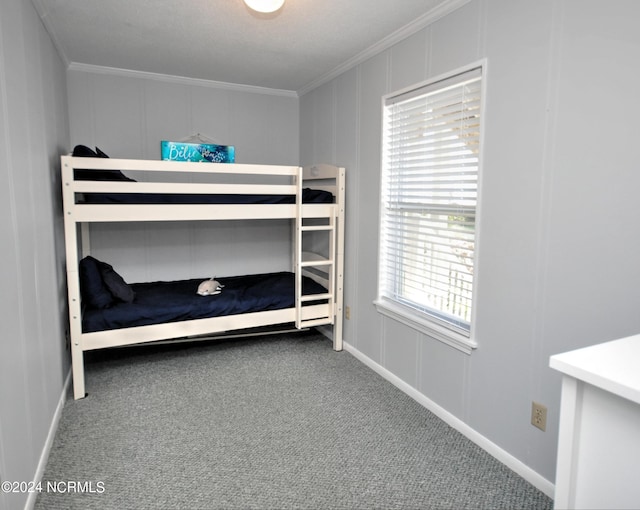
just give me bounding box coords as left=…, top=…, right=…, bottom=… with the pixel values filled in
left=79, top=256, right=114, bottom=309
left=72, top=145, right=135, bottom=182
left=97, top=260, right=135, bottom=303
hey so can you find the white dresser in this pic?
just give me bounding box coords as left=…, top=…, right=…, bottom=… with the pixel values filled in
left=550, top=334, right=640, bottom=509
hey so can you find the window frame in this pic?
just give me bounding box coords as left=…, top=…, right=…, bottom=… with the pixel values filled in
left=375, top=60, right=486, bottom=354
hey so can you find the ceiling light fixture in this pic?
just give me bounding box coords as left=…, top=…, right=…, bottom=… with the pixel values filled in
left=244, top=0, right=285, bottom=14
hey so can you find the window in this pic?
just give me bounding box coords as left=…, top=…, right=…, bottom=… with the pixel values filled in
left=376, top=64, right=483, bottom=353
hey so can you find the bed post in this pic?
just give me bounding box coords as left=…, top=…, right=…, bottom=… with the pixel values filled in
left=61, top=156, right=87, bottom=399
left=332, top=166, right=345, bottom=351
left=294, top=166, right=303, bottom=329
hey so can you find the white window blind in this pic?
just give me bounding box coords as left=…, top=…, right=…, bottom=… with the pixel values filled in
left=378, top=66, right=482, bottom=338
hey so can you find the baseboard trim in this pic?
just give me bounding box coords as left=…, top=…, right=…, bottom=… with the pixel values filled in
left=343, top=342, right=555, bottom=499
left=25, top=369, right=71, bottom=510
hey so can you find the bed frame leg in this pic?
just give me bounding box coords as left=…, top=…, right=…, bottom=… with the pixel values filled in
left=334, top=323, right=343, bottom=352
left=71, top=343, right=86, bottom=400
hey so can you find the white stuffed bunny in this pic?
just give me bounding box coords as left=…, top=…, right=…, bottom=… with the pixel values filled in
left=197, top=277, right=224, bottom=296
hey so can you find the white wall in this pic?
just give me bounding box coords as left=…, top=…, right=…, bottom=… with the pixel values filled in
left=300, top=0, right=640, bottom=488
left=0, top=0, right=70, bottom=508
left=67, top=69, right=300, bottom=282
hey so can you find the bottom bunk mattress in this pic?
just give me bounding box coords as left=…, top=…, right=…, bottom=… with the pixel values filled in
left=82, top=271, right=327, bottom=333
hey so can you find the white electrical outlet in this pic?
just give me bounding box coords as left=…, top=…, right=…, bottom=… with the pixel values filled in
left=531, top=401, right=547, bottom=431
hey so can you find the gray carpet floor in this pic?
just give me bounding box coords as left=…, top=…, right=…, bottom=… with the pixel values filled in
left=36, top=332, right=553, bottom=510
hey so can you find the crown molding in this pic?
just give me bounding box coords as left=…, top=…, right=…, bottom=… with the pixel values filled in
left=66, top=62, right=299, bottom=98
left=296, top=0, right=472, bottom=96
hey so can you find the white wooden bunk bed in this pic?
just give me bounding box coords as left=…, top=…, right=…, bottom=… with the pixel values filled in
left=61, top=155, right=345, bottom=399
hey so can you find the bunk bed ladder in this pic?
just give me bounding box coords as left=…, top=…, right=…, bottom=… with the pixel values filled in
left=294, top=171, right=336, bottom=331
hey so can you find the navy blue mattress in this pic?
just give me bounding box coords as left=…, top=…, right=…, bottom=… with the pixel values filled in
left=81, top=188, right=333, bottom=204
left=82, top=271, right=327, bottom=333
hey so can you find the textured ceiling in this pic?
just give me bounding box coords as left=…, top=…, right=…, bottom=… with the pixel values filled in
left=32, top=0, right=461, bottom=94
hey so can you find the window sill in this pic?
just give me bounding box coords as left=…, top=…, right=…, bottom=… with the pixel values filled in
left=374, top=299, right=477, bottom=355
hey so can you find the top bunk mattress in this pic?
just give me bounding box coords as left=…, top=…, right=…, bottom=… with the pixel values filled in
left=80, top=188, right=333, bottom=204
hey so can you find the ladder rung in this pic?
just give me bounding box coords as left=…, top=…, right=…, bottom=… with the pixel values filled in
left=301, top=260, right=333, bottom=267
left=301, top=225, right=334, bottom=232
left=298, top=317, right=334, bottom=328
left=300, top=293, right=332, bottom=302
